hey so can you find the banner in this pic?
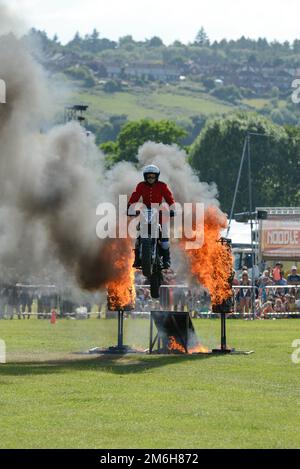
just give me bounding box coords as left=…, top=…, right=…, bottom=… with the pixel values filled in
left=260, top=219, right=300, bottom=259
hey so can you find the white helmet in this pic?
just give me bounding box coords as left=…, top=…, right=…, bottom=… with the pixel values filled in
left=143, top=164, right=160, bottom=181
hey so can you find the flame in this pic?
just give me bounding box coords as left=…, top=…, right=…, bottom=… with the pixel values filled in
left=168, top=336, right=209, bottom=354
left=183, top=206, right=233, bottom=307
left=188, top=343, right=210, bottom=354
left=106, top=238, right=136, bottom=311
left=168, top=336, right=186, bottom=353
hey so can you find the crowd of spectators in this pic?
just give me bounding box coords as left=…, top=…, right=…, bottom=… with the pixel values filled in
left=1, top=264, right=299, bottom=320
left=0, top=284, right=97, bottom=320
left=134, top=270, right=210, bottom=316
left=233, top=264, right=300, bottom=318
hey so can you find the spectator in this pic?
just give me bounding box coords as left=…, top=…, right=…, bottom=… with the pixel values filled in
left=237, top=271, right=251, bottom=315
left=0, top=283, right=6, bottom=319
left=283, top=294, right=295, bottom=313
left=261, top=300, right=273, bottom=318
left=18, top=287, right=32, bottom=319
left=254, top=299, right=262, bottom=318
left=287, top=266, right=300, bottom=286
left=258, top=270, right=273, bottom=303
left=259, top=269, right=273, bottom=286
left=272, top=262, right=284, bottom=285
left=232, top=270, right=239, bottom=286
left=274, top=298, right=285, bottom=314
left=239, top=265, right=249, bottom=280
left=6, top=284, right=18, bottom=319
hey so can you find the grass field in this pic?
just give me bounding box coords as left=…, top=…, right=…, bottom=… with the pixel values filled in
left=242, top=98, right=286, bottom=109
left=0, top=318, right=299, bottom=449
left=72, top=88, right=233, bottom=122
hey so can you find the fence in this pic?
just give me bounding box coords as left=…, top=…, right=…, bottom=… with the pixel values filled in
left=232, top=284, right=300, bottom=318
left=1, top=283, right=299, bottom=320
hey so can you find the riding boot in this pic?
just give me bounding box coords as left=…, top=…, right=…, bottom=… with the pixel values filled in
left=132, top=248, right=141, bottom=268
left=162, top=248, right=171, bottom=269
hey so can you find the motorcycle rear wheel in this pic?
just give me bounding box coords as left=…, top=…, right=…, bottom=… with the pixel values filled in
left=150, top=271, right=162, bottom=298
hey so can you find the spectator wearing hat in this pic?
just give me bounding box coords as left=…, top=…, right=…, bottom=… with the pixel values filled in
left=287, top=266, right=300, bottom=286
left=261, top=300, right=273, bottom=318
left=274, top=298, right=285, bottom=314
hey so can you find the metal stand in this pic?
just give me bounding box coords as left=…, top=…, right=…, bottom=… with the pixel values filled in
left=211, top=311, right=254, bottom=355
left=212, top=312, right=233, bottom=354
left=89, top=310, right=142, bottom=355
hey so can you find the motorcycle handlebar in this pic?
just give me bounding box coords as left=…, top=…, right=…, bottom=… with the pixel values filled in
left=127, top=210, right=140, bottom=217
left=127, top=209, right=176, bottom=217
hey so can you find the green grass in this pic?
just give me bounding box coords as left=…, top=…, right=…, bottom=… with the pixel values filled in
left=0, top=318, right=300, bottom=448
left=242, top=98, right=286, bottom=109
left=150, top=92, right=232, bottom=116
left=70, top=88, right=233, bottom=122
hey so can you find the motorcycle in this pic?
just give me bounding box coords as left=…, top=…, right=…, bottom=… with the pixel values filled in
left=132, top=208, right=164, bottom=299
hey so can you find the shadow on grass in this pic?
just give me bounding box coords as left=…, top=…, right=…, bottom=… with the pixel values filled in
left=0, top=352, right=216, bottom=378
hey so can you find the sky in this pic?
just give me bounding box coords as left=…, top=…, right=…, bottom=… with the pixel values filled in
left=4, top=0, right=300, bottom=45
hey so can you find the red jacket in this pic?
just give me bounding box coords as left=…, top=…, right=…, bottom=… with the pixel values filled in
left=128, top=181, right=175, bottom=208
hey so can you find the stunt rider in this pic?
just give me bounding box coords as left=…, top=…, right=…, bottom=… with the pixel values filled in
left=127, top=164, right=175, bottom=270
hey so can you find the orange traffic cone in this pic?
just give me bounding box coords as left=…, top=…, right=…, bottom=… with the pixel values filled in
left=50, top=310, right=57, bottom=324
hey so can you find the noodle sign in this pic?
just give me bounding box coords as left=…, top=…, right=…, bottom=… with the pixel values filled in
left=0, top=78, right=6, bottom=104
left=261, top=219, right=300, bottom=259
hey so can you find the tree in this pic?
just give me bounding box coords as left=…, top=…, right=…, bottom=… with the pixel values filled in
left=172, top=40, right=184, bottom=47
left=147, top=36, right=164, bottom=47
left=118, top=35, right=135, bottom=47
left=189, top=112, right=295, bottom=213
left=92, top=115, right=128, bottom=145
left=69, top=31, right=82, bottom=45
left=211, top=84, right=242, bottom=104
left=65, top=65, right=96, bottom=87
left=293, top=39, right=300, bottom=53
left=86, top=28, right=101, bottom=52
left=257, top=37, right=269, bottom=49
left=101, top=119, right=187, bottom=163
left=283, top=125, right=300, bottom=205
left=247, top=54, right=257, bottom=66
left=91, top=28, right=99, bottom=41
left=103, top=80, right=122, bottom=93
left=202, top=77, right=215, bottom=91
left=194, top=27, right=210, bottom=46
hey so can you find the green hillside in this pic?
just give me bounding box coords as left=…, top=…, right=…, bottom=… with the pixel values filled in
left=69, top=87, right=233, bottom=123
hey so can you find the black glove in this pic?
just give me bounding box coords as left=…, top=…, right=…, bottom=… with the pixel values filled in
left=127, top=208, right=140, bottom=217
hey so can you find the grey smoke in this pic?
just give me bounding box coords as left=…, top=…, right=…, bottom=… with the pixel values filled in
left=136, top=141, right=220, bottom=208
left=0, top=5, right=126, bottom=291
left=0, top=3, right=224, bottom=297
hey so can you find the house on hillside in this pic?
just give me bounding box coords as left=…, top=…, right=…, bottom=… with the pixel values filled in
left=125, top=62, right=181, bottom=82
left=105, top=63, right=123, bottom=78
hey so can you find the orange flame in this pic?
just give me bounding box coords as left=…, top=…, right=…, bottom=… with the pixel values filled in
left=168, top=336, right=209, bottom=354
left=106, top=238, right=136, bottom=310
left=183, top=206, right=233, bottom=307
